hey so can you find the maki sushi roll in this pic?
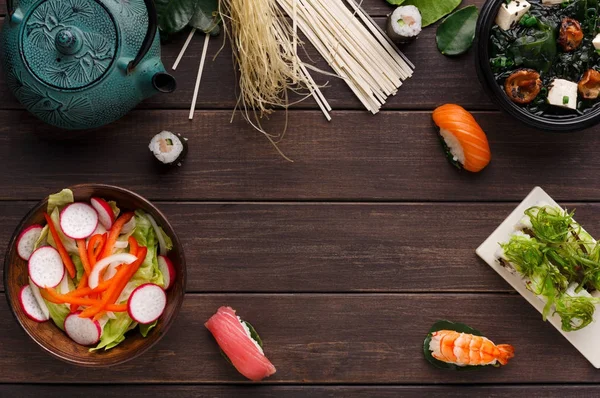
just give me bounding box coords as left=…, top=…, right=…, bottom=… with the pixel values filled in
left=387, top=6, right=422, bottom=43
left=149, top=131, right=188, bottom=167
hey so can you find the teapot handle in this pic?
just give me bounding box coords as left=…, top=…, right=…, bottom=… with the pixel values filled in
left=128, top=0, right=159, bottom=73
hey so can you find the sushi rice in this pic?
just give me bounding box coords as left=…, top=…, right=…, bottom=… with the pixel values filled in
left=239, top=316, right=263, bottom=354
left=387, top=6, right=422, bottom=43
left=149, top=131, right=188, bottom=166
left=439, top=128, right=465, bottom=166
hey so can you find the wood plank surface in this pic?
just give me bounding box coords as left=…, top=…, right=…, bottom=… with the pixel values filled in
left=0, top=294, right=598, bottom=383
left=0, top=110, right=597, bottom=201
left=2, top=385, right=599, bottom=398
left=0, top=0, right=495, bottom=111
left=1, top=0, right=598, bottom=393
left=5, top=202, right=600, bottom=293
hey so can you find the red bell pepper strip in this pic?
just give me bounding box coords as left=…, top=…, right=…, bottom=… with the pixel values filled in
left=80, top=246, right=147, bottom=319
left=100, top=213, right=134, bottom=260
left=76, top=239, right=92, bottom=276
left=87, top=234, right=106, bottom=269
left=41, top=289, right=127, bottom=312
left=43, top=213, right=76, bottom=278
left=70, top=273, right=89, bottom=312
left=128, top=236, right=138, bottom=256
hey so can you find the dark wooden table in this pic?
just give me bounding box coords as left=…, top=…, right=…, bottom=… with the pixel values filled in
left=2, top=0, right=600, bottom=396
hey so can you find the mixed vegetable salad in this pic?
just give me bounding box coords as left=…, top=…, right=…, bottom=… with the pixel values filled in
left=497, top=204, right=600, bottom=332
left=16, top=189, right=175, bottom=351
left=489, top=0, right=600, bottom=116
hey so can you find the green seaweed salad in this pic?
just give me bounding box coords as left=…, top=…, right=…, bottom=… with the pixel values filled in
left=499, top=205, right=600, bottom=332
left=489, top=0, right=600, bottom=116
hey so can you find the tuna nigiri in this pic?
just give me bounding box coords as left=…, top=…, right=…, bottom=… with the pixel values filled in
left=205, top=306, right=276, bottom=381
left=432, top=104, right=492, bottom=173
left=429, top=330, right=514, bottom=367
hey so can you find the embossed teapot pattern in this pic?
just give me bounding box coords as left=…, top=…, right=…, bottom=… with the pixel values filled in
left=1, top=0, right=176, bottom=130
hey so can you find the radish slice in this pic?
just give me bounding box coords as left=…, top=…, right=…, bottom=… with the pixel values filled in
left=64, top=312, right=101, bottom=346
left=60, top=203, right=99, bottom=240
left=17, top=225, right=43, bottom=261
left=28, top=247, right=65, bottom=288
left=158, top=256, right=175, bottom=290
left=121, top=217, right=136, bottom=235
left=146, top=214, right=168, bottom=256
left=28, top=279, right=50, bottom=320
left=88, top=253, right=137, bottom=289
left=19, top=285, right=49, bottom=322
left=90, top=197, right=115, bottom=230
left=128, top=283, right=167, bottom=324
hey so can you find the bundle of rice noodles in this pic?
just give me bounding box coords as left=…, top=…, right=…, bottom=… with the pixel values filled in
left=219, top=0, right=328, bottom=159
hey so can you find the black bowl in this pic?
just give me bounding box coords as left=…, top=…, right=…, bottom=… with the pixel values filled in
left=475, top=0, right=600, bottom=132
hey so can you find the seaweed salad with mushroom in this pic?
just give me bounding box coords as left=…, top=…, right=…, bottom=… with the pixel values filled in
left=489, top=0, right=600, bottom=116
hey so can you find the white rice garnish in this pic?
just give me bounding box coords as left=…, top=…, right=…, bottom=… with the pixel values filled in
left=238, top=316, right=264, bottom=354
left=149, top=131, right=184, bottom=164
left=390, top=5, right=422, bottom=37
left=439, top=128, right=465, bottom=166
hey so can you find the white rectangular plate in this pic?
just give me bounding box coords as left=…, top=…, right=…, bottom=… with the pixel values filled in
left=476, top=186, right=600, bottom=368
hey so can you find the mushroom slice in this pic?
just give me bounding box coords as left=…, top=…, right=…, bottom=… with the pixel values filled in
left=504, top=69, right=543, bottom=104
left=558, top=17, right=584, bottom=52
left=578, top=69, right=600, bottom=100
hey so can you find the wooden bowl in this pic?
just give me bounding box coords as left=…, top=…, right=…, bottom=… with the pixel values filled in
left=3, top=184, right=186, bottom=367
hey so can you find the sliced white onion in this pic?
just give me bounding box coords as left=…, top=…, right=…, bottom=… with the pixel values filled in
left=113, top=240, right=129, bottom=249
left=88, top=253, right=137, bottom=289
left=59, top=273, right=70, bottom=294
left=103, top=261, right=121, bottom=281
left=121, top=217, right=136, bottom=235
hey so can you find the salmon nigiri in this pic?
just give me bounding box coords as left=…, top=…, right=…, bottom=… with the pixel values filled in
left=432, top=104, right=492, bottom=173
left=429, top=330, right=514, bottom=367
left=205, top=306, right=276, bottom=381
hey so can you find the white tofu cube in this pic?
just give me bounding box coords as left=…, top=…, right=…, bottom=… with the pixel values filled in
left=495, top=1, right=531, bottom=31
left=542, top=0, right=566, bottom=5
left=593, top=33, right=600, bottom=50
left=547, top=79, right=578, bottom=110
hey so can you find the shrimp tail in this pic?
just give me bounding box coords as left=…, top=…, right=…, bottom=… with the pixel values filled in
left=496, top=344, right=515, bottom=365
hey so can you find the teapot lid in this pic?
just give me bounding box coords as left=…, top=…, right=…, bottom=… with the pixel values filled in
left=21, top=0, right=118, bottom=90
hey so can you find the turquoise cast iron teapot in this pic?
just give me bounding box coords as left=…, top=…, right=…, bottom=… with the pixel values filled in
left=1, top=0, right=176, bottom=129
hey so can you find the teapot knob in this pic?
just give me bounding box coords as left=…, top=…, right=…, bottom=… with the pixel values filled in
left=55, top=27, right=83, bottom=55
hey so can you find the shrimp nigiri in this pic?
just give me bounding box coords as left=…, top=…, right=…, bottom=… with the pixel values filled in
left=429, top=330, right=514, bottom=367
left=432, top=104, right=492, bottom=173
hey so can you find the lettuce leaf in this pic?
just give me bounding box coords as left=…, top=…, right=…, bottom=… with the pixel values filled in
left=132, top=210, right=155, bottom=247
left=131, top=211, right=165, bottom=287
left=90, top=312, right=134, bottom=352
left=108, top=200, right=120, bottom=219
left=47, top=189, right=74, bottom=214
left=71, top=254, right=84, bottom=285
left=140, top=320, right=157, bottom=337
left=45, top=300, right=70, bottom=331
